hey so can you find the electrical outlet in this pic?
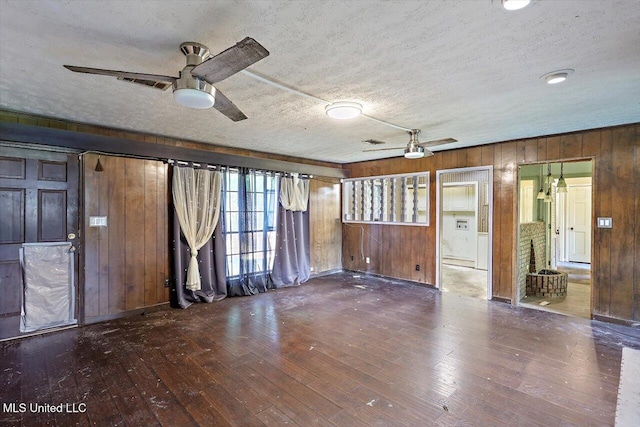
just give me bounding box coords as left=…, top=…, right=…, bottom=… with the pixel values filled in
left=351, top=255, right=354, bottom=261
left=415, top=264, right=420, bottom=271
left=366, top=257, right=370, bottom=264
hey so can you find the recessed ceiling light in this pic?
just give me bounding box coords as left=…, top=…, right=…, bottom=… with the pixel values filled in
left=502, top=0, right=531, bottom=11
left=325, top=101, right=362, bottom=120
left=540, top=69, right=575, bottom=85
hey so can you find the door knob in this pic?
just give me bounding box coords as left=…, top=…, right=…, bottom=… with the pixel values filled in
left=68, top=233, right=76, bottom=240
left=570, top=227, right=574, bottom=230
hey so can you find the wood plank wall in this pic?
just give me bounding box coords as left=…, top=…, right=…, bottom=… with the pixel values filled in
left=1, top=111, right=344, bottom=320
left=343, top=124, right=640, bottom=322
left=83, top=154, right=169, bottom=320
left=309, top=178, right=342, bottom=274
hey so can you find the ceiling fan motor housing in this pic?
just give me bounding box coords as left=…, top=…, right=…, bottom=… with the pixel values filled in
left=173, top=42, right=216, bottom=109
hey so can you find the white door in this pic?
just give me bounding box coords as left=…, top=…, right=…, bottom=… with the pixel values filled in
left=568, top=184, right=592, bottom=263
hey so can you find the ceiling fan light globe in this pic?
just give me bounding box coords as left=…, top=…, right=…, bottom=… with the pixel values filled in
left=404, top=145, right=425, bottom=159
left=502, top=0, right=530, bottom=11
left=325, top=102, right=362, bottom=120
left=173, top=88, right=215, bottom=109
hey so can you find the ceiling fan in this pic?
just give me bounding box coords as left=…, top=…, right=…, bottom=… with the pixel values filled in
left=64, top=37, right=269, bottom=121
left=363, top=129, right=456, bottom=159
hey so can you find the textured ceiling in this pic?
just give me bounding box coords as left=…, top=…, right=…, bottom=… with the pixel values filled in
left=1, top=0, right=639, bottom=164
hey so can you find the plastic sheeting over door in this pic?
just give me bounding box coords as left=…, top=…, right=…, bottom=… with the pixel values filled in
left=19, top=242, right=76, bottom=333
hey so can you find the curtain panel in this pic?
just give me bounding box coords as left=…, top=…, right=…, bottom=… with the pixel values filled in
left=271, top=175, right=311, bottom=287
left=279, top=173, right=309, bottom=211
left=171, top=165, right=223, bottom=291
left=172, top=210, right=227, bottom=308
left=224, top=168, right=279, bottom=296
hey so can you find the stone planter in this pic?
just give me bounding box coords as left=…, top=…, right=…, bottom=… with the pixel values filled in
left=526, top=269, right=568, bottom=298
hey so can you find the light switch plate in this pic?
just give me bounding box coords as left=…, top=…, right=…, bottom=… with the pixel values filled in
left=89, top=216, right=107, bottom=227
left=597, top=217, right=612, bottom=228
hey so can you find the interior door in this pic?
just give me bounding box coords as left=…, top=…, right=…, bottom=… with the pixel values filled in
left=0, top=146, right=79, bottom=340
left=568, top=184, right=592, bottom=263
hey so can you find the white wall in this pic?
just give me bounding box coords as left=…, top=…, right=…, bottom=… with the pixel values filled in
left=442, top=184, right=477, bottom=263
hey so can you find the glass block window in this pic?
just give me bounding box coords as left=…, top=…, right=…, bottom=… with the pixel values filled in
left=342, top=172, right=430, bottom=226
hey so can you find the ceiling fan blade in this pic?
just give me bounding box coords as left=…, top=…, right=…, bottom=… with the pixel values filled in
left=213, top=89, right=248, bottom=122
left=417, top=137, right=457, bottom=147
left=191, top=37, right=270, bottom=84
left=363, top=146, right=405, bottom=152
left=64, top=65, right=177, bottom=90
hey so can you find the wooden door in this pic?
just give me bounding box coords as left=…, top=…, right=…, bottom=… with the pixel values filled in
left=568, top=184, right=592, bottom=263
left=0, top=147, right=79, bottom=340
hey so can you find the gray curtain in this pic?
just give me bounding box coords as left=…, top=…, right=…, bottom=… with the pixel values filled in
left=271, top=200, right=311, bottom=287
left=172, top=208, right=227, bottom=308
left=226, top=168, right=278, bottom=296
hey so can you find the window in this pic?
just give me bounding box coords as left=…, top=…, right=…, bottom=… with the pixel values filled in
left=342, top=172, right=430, bottom=226
left=222, top=169, right=278, bottom=279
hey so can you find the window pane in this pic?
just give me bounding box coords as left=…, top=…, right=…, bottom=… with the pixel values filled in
left=226, top=233, right=239, bottom=255
left=227, top=192, right=238, bottom=210
left=228, top=172, right=238, bottom=189
left=255, top=193, right=264, bottom=209
left=254, top=176, right=264, bottom=192
left=228, top=255, right=240, bottom=277
left=255, top=211, right=264, bottom=230
left=252, top=232, right=264, bottom=252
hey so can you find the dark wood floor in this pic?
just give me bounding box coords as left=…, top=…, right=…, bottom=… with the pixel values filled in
left=2, top=272, right=640, bottom=426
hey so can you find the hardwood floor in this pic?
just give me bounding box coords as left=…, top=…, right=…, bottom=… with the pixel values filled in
left=2, top=272, right=639, bottom=426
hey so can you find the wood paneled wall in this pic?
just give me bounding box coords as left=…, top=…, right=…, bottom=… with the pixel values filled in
left=309, top=178, right=342, bottom=274
left=1, top=111, right=345, bottom=320
left=343, top=124, right=640, bottom=322
left=83, top=154, right=169, bottom=320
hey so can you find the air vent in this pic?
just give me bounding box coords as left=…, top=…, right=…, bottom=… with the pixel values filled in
left=363, top=139, right=385, bottom=145
left=118, top=77, right=172, bottom=90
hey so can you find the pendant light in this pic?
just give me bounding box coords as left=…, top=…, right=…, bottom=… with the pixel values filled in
left=557, top=162, right=567, bottom=193
left=536, top=164, right=545, bottom=199
left=543, top=163, right=552, bottom=203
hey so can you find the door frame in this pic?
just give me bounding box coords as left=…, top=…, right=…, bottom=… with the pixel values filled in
left=436, top=166, right=493, bottom=300
left=514, top=159, right=595, bottom=318
left=0, top=143, right=81, bottom=340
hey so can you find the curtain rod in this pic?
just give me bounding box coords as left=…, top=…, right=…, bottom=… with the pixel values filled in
left=167, top=159, right=313, bottom=178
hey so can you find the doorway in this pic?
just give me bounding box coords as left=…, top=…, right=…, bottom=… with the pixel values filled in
left=436, top=167, right=493, bottom=299
left=516, top=160, right=593, bottom=318
left=0, top=145, right=80, bottom=340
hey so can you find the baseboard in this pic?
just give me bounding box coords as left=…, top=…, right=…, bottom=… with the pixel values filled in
left=342, top=269, right=436, bottom=289
left=84, top=302, right=170, bottom=325
left=593, top=314, right=640, bottom=328
left=491, top=296, right=512, bottom=304
left=310, top=268, right=343, bottom=278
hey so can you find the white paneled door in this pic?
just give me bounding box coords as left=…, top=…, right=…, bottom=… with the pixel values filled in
left=568, top=184, right=592, bottom=263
